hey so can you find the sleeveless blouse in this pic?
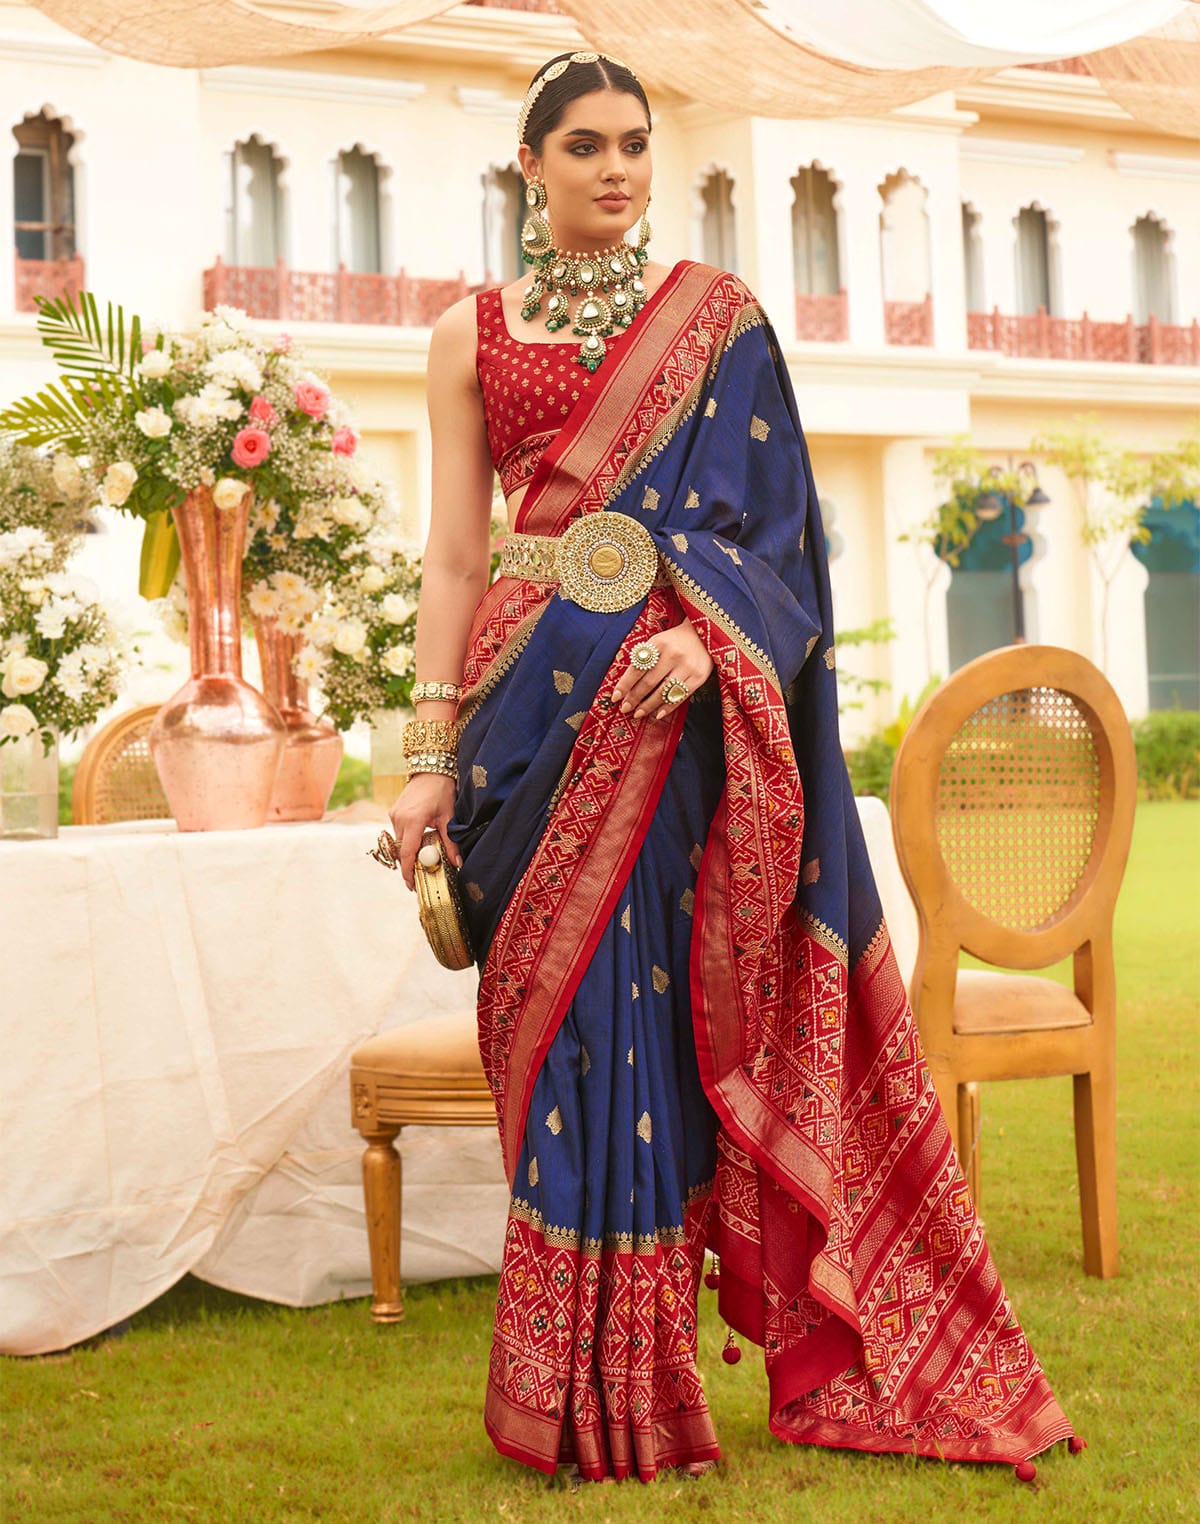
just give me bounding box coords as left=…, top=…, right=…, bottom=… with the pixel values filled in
left=475, top=286, right=631, bottom=499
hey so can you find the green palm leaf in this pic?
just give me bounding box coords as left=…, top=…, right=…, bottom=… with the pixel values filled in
left=0, top=377, right=100, bottom=453
left=33, top=290, right=143, bottom=396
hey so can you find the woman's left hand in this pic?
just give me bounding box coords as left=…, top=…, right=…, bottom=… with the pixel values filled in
left=612, top=616, right=714, bottom=723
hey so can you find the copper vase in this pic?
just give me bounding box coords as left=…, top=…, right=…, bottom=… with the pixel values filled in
left=254, top=618, right=343, bottom=821
left=149, top=485, right=285, bottom=831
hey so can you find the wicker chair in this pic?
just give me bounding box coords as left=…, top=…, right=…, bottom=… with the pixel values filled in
left=890, top=645, right=1136, bottom=1279
left=349, top=1013, right=495, bottom=1322
left=71, top=704, right=170, bottom=824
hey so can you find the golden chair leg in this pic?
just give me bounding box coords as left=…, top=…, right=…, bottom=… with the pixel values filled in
left=1074, top=1067, right=1119, bottom=1279
left=957, top=1082, right=982, bottom=1211
left=361, top=1125, right=405, bottom=1321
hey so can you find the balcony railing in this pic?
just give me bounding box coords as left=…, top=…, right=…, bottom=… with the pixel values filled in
left=884, top=295, right=934, bottom=346
left=795, top=289, right=848, bottom=342
left=968, top=307, right=1200, bottom=365
left=14, top=253, right=86, bottom=313
left=203, top=258, right=486, bottom=327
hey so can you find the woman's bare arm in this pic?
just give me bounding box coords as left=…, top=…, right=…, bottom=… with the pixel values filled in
left=389, top=295, right=494, bottom=887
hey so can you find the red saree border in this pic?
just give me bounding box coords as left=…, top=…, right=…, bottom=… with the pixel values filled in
left=516, top=260, right=719, bottom=537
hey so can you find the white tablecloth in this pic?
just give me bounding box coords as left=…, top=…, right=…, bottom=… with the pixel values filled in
left=0, top=799, right=917, bottom=1357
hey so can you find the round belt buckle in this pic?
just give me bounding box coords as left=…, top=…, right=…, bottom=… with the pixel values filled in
left=557, top=511, right=659, bottom=614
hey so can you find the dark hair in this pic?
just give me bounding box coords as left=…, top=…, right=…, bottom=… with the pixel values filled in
left=521, top=52, right=651, bottom=154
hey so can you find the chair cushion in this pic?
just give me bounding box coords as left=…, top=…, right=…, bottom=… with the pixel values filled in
left=351, top=1011, right=488, bottom=1089
left=953, top=969, right=1093, bottom=1037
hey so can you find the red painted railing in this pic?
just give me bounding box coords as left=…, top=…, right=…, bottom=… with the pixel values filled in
left=795, top=289, right=849, bottom=342
left=884, top=295, right=934, bottom=346
left=967, top=306, right=1200, bottom=365
left=14, top=253, right=86, bottom=313
left=203, top=258, right=486, bottom=327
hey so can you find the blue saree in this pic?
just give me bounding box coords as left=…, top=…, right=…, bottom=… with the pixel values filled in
left=447, top=261, right=1075, bottom=1481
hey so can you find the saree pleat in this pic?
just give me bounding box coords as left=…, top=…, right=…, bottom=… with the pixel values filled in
left=450, top=259, right=1076, bottom=1481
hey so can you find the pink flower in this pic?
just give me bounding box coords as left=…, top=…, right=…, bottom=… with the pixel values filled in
left=231, top=427, right=271, bottom=469
left=249, top=395, right=278, bottom=428
left=294, top=381, right=330, bottom=419
left=331, top=426, right=358, bottom=457
left=274, top=333, right=293, bottom=354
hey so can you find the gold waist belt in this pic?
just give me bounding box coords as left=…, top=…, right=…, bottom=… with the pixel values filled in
left=500, top=510, right=668, bottom=614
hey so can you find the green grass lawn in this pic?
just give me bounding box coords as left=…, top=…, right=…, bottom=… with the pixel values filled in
left=4, top=802, right=1198, bottom=1524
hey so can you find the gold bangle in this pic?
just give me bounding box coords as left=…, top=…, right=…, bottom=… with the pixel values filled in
left=411, top=680, right=462, bottom=703
left=405, top=751, right=458, bottom=780
left=402, top=718, right=460, bottom=757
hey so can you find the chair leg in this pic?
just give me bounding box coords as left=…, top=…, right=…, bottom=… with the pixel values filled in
left=361, top=1125, right=405, bottom=1321
left=1074, top=1067, right=1118, bottom=1278
left=957, top=1081, right=982, bottom=1211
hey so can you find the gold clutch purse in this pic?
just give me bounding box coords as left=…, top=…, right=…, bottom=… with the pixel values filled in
left=369, top=828, right=474, bottom=971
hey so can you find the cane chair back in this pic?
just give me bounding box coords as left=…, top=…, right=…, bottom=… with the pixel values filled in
left=891, top=645, right=1136, bottom=1277
left=71, top=705, right=169, bottom=824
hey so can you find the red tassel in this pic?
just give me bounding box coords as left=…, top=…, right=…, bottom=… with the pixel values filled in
left=1015, top=1461, right=1037, bottom=1483
left=704, top=1254, right=720, bottom=1290
left=721, top=1328, right=741, bottom=1365
left=1068, top=1436, right=1087, bottom=1455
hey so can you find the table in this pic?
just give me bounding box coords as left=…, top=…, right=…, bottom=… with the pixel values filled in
left=0, top=799, right=918, bottom=1357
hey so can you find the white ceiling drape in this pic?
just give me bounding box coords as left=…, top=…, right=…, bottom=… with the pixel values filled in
left=22, top=0, right=1200, bottom=139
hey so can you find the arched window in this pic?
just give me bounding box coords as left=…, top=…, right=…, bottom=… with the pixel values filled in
left=961, top=201, right=985, bottom=312
left=878, top=170, right=930, bottom=304
left=791, top=164, right=840, bottom=296
left=13, top=110, right=76, bottom=262
left=1132, top=213, right=1174, bottom=325
left=1131, top=498, right=1199, bottom=708
left=482, top=164, right=524, bottom=284
left=224, top=135, right=285, bottom=267
left=697, top=169, right=737, bottom=272
left=1015, top=204, right=1057, bottom=316
left=335, top=147, right=382, bottom=274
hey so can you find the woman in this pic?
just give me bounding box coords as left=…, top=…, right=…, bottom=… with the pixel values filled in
left=389, top=51, right=1077, bottom=1484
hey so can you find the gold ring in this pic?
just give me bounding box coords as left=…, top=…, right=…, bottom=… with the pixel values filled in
left=630, top=641, right=659, bottom=671
left=661, top=678, right=690, bottom=705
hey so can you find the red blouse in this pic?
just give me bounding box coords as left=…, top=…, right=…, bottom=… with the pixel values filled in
left=475, top=286, right=630, bottom=499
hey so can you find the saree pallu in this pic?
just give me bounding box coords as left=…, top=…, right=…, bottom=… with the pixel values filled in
left=447, top=260, right=1075, bottom=1480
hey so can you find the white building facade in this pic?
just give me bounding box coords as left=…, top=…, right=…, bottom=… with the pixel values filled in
left=3, top=0, right=1198, bottom=743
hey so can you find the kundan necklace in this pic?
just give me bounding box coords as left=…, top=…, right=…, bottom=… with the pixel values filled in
left=520, top=180, right=653, bottom=372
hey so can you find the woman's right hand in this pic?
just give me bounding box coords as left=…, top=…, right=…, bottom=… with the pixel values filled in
left=388, top=773, right=462, bottom=891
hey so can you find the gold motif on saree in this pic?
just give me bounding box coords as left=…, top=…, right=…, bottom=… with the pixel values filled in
left=704, top=399, right=718, bottom=418
left=690, top=844, right=704, bottom=870
left=472, top=764, right=488, bottom=787
left=527, top=1156, right=539, bottom=1187
left=680, top=887, right=695, bottom=915
left=750, top=416, right=771, bottom=442
left=621, top=904, right=631, bottom=931
left=627, top=1045, right=635, bottom=1066
left=684, top=488, right=700, bottom=509
left=642, top=487, right=660, bottom=511
left=632, top=981, right=639, bottom=999
left=465, top=881, right=484, bottom=902
left=545, top=1106, right=563, bottom=1136
left=824, top=645, right=836, bottom=670
left=671, top=533, right=689, bottom=552
left=553, top=669, right=575, bottom=693
left=564, top=710, right=585, bottom=730
left=637, top=1111, right=653, bottom=1144
left=580, top=1044, right=591, bottom=1076
left=652, top=965, right=671, bottom=993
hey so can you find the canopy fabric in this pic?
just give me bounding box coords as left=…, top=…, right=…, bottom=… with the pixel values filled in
left=22, top=0, right=1199, bottom=142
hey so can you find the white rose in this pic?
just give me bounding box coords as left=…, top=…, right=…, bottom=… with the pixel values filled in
left=332, top=619, right=368, bottom=657
left=358, top=565, right=387, bottom=593
left=330, top=496, right=361, bottom=527
left=138, top=348, right=172, bottom=380
left=0, top=703, right=39, bottom=738
left=134, top=406, right=172, bottom=438
left=212, top=477, right=247, bottom=512
left=102, top=462, right=138, bottom=507
left=51, top=453, right=83, bottom=497
left=381, top=644, right=413, bottom=678
left=1, top=654, right=50, bottom=698
left=380, top=593, right=415, bottom=625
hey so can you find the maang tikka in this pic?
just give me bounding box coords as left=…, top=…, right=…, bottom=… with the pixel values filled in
left=520, top=179, right=653, bottom=373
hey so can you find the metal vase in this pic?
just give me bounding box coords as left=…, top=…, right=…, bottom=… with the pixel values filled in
left=149, top=485, right=284, bottom=831
left=253, top=617, right=343, bottom=822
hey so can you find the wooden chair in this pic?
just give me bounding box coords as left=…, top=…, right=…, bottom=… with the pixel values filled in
left=890, top=645, right=1136, bottom=1278
left=350, top=1013, right=495, bottom=1321
left=71, top=704, right=170, bottom=824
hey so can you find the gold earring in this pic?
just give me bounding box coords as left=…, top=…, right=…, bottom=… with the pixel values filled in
left=637, top=192, right=652, bottom=253
left=521, top=177, right=552, bottom=262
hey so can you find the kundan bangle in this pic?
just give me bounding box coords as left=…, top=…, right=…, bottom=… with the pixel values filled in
left=405, top=750, right=458, bottom=780
left=411, top=680, right=462, bottom=703
left=401, top=717, right=460, bottom=757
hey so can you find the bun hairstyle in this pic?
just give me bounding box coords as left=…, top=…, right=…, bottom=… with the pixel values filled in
left=520, top=51, right=651, bottom=154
